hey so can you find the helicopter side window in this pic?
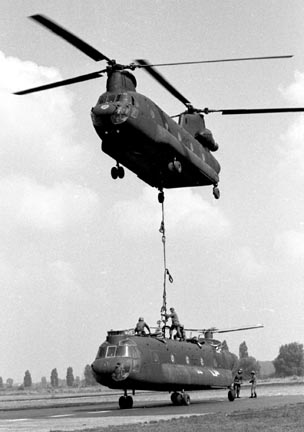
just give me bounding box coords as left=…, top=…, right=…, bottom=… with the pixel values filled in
left=106, top=346, right=117, bottom=357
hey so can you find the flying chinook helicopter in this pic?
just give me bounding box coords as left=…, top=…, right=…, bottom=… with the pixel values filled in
left=91, top=324, right=263, bottom=409
left=14, top=15, right=304, bottom=202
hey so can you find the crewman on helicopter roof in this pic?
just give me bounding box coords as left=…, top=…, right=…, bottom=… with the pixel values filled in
left=134, top=317, right=151, bottom=336
left=164, top=307, right=182, bottom=340
left=233, top=368, right=243, bottom=398
left=154, top=320, right=163, bottom=337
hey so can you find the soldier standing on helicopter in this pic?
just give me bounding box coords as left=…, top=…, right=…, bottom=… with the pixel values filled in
left=233, top=368, right=243, bottom=398
left=164, top=307, right=182, bottom=340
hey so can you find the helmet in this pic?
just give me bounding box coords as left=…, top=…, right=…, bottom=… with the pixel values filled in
left=251, top=371, right=255, bottom=374
left=139, top=317, right=144, bottom=321
left=238, top=369, right=243, bottom=373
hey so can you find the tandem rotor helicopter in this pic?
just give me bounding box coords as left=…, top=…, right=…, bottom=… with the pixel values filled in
left=13, top=15, right=298, bottom=408
left=15, top=15, right=304, bottom=202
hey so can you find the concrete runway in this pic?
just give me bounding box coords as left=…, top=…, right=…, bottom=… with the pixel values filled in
left=0, top=386, right=303, bottom=431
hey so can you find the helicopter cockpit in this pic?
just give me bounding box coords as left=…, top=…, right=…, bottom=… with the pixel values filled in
left=96, top=339, right=140, bottom=360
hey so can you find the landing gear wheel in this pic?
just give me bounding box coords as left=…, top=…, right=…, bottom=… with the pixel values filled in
left=158, top=191, right=164, bottom=203
left=117, top=166, right=125, bottom=179
left=119, top=395, right=133, bottom=409
left=228, top=389, right=235, bottom=402
left=182, top=393, right=190, bottom=406
left=125, top=395, right=133, bottom=408
left=111, top=166, right=118, bottom=179
left=171, top=392, right=184, bottom=405
left=171, top=392, right=178, bottom=405
left=213, top=185, right=220, bottom=199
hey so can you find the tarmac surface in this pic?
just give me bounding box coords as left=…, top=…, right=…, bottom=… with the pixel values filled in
left=0, top=384, right=303, bottom=431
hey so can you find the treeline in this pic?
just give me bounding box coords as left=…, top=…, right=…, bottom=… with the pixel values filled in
left=0, top=364, right=98, bottom=390
left=223, top=340, right=304, bottom=378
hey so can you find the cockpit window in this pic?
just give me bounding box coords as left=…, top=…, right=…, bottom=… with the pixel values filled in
left=119, top=338, right=136, bottom=346
left=116, top=345, right=140, bottom=358
left=97, top=342, right=140, bottom=359
left=106, top=346, right=117, bottom=357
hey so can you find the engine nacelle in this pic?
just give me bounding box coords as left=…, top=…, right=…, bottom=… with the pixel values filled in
left=196, top=129, right=219, bottom=152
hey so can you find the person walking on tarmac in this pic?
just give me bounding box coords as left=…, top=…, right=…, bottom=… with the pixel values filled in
left=249, top=371, right=257, bottom=398
left=233, top=368, right=243, bottom=398
left=134, top=317, right=151, bottom=336
left=164, top=307, right=182, bottom=340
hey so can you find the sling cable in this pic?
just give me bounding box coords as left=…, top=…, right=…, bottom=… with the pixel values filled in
left=158, top=191, right=173, bottom=329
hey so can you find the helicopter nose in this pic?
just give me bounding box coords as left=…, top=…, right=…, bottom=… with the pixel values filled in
left=91, top=102, right=116, bottom=117
left=91, top=358, right=131, bottom=382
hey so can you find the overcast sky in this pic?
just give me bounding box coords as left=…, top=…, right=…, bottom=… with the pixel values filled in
left=1, top=0, right=304, bottom=383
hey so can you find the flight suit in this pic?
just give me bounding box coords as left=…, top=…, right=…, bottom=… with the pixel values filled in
left=233, top=371, right=243, bottom=398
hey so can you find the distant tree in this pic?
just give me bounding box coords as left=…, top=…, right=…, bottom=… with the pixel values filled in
left=50, top=368, right=59, bottom=387
left=75, top=376, right=80, bottom=387
left=84, top=364, right=98, bottom=386
left=238, top=341, right=260, bottom=378
left=66, top=367, right=74, bottom=387
left=23, top=370, right=32, bottom=388
left=221, top=340, right=229, bottom=351
left=273, top=342, right=304, bottom=377
left=239, top=341, right=249, bottom=359
left=0, top=377, right=3, bottom=388
left=6, top=378, right=13, bottom=388
left=41, top=377, right=47, bottom=388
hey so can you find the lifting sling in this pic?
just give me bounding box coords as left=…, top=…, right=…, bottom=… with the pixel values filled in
left=159, top=195, right=173, bottom=324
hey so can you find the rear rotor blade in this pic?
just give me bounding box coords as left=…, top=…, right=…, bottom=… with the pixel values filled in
left=30, top=14, right=111, bottom=62
left=136, top=59, right=191, bottom=107
left=14, top=70, right=105, bottom=95
left=205, top=107, right=304, bottom=115
left=136, top=55, right=293, bottom=68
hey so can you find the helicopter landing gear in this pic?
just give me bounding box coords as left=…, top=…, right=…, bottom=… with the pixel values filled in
left=168, top=159, right=182, bottom=174
left=228, top=388, right=235, bottom=402
left=213, top=184, right=220, bottom=199
left=171, top=391, right=191, bottom=406
left=119, top=390, right=133, bottom=409
left=111, top=163, right=125, bottom=180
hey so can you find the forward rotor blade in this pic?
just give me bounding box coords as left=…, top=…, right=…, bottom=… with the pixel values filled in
left=135, top=59, right=191, bottom=107
left=14, top=70, right=105, bottom=95
left=30, top=14, right=111, bottom=62
left=206, top=107, right=304, bottom=115
left=136, top=55, right=293, bottom=68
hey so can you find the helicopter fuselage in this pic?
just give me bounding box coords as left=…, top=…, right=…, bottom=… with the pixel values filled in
left=91, top=71, right=220, bottom=191
left=91, top=329, right=237, bottom=393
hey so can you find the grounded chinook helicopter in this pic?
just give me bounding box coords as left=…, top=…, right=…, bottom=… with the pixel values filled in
left=14, top=15, right=304, bottom=202
left=91, top=324, right=263, bottom=409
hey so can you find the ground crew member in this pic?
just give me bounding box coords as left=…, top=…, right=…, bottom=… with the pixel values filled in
left=134, top=317, right=151, bottom=336
left=164, top=307, right=182, bottom=340
left=249, top=371, right=257, bottom=398
left=233, top=368, right=243, bottom=398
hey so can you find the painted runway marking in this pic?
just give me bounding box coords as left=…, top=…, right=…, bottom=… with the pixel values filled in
left=48, top=414, right=73, bottom=418
left=87, top=410, right=111, bottom=414
left=5, top=418, right=29, bottom=422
